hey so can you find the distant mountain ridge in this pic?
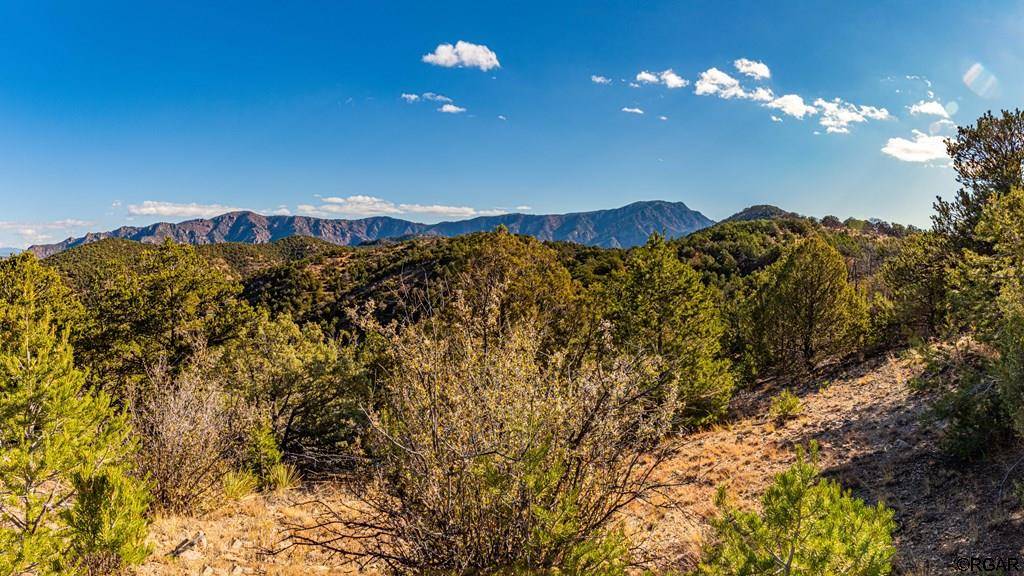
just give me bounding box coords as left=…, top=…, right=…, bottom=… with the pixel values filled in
left=28, top=200, right=715, bottom=257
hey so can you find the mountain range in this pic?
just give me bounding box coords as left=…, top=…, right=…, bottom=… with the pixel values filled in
left=28, top=201, right=716, bottom=257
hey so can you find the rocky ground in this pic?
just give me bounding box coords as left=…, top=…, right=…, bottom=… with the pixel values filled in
left=139, top=343, right=1024, bottom=575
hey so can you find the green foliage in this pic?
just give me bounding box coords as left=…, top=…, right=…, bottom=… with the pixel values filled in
left=934, top=108, right=1024, bottom=252
left=0, top=288, right=149, bottom=574
left=265, top=463, right=301, bottom=494
left=740, top=236, right=867, bottom=380
left=72, top=240, right=256, bottom=393
left=547, top=241, right=626, bottom=286
left=769, top=389, right=802, bottom=422
left=220, top=312, right=370, bottom=459
left=222, top=470, right=259, bottom=501
left=63, top=471, right=152, bottom=575
left=244, top=420, right=283, bottom=486
left=928, top=363, right=1012, bottom=460
left=879, top=232, right=949, bottom=342
left=696, top=445, right=895, bottom=576
left=242, top=263, right=324, bottom=319
left=675, top=218, right=818, bottom=285
left=598, top=234, right=734, bottom=426
left=958, top=187, right=1024, bottom=445
left=442, top=229, right=579, bottom=351
left=0, top=253, right=85, bottom=349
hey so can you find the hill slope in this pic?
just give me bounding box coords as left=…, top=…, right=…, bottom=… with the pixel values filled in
left=722, top=204, right=804, bottom=222
left=29, top=200, right=714, bottom=257
left=137, top=346, right=1023, bottom=574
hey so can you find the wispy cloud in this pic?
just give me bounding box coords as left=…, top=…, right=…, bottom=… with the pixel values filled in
left=881, top=130, right=948, bottom=162
left=127, top=200, right=245, bottom=218
left=591, top=74, right=612, bottom=84
left=422, top=41, right=500, bottom=71
left=621, top=107, right=645, bottom=114
left=402, top=92, right=466, bottom=114
left=0, top=218, right=94, bottom=247
left=402, top=92, right=453, bottom=103
left=298, top=195, right=508, bottom=220
left=813, top=98, right=891, bottom=134
left=422, top=92, right=452, bottom=102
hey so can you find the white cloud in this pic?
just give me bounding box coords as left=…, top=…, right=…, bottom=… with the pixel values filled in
left=439, top=103, right=466, bottom=114
left=422, top=40, right=500, bottom=71
left=300, top=195, right=510, bottom=220
left=659, top=69, right=688, bottom=89
left=689, top=63, right=891, bottom=135
left=126, top=201, right=245, bottom=218
left=734, top=58, right=770, bottom=80
left=635, top=69, right=688, bottom=89
left=694, top=68, right=765, bottom=100
left=765, top=94, right=817, bottom=119
left=908, top=100, right=950, bottom=118
left=514, top=205, right=532, bottom=211
left=813, top=97, right=891, bottom=134
left=400, top=93, right=420, bottom=102
left=497, top=115, right=507, bottom=121
left=636, top=71, right=659, bottom=84
left=695, top=68, right=744, bottom=98
left=746, top=86, right=775, bottom=102
left=881, top=130, right=948, bottom=162
left=591, top=74, right=612, bottom=84
left=659, top=115, right=668, bottom=121
left=621, top=107, right=644, bottom=114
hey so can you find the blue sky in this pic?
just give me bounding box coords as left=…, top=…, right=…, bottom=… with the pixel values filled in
left=1, top=1, right=1023, bottom=247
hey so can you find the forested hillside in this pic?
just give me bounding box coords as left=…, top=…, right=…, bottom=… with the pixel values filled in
left=2, top=108, right=1024, bottom=575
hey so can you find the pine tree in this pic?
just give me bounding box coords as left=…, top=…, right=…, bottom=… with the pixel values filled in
left=742, top=236, right=866, bottom=378
left=697, top=445, right=895, bottom=576
left=600, top=234, right=733, bottom=426
left=933, top=109, right=1024, bottom=252
left=0, top=271, right=150, bottom=575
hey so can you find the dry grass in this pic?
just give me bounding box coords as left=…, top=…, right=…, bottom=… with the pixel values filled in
left=138, top=484, right=377, bottom=576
